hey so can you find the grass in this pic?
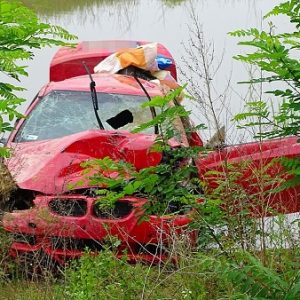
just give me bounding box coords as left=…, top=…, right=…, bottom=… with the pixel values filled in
left=0, top=282, right=57, bottom=300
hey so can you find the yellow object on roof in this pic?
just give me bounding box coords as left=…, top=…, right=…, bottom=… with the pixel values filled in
left=94, top=43, right=159, bottom=74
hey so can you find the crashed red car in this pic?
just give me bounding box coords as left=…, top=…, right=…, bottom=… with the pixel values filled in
left=2, top=41, right=199, bottom=265
left=2, top=40, right=300, bottom=267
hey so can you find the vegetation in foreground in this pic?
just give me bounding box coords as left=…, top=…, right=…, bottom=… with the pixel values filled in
left=0, top=246, right=299, bottom=299
left=0, top=1, right=300, bottom=300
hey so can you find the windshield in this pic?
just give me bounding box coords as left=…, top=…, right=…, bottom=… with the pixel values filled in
left=14, top=91, right=154, bottom=142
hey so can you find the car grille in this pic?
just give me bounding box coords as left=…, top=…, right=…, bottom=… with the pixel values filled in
left=49, top=199, right=87, bottom=217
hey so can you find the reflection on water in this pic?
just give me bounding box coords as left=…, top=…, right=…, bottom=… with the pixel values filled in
left=21, top=0, right=187, bottom=16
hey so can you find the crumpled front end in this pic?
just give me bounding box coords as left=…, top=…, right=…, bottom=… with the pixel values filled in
left=3, top=194, right=195, bottom=264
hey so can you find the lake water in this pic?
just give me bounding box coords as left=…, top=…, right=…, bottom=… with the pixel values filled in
left=19, top=0, right=286, bottom=143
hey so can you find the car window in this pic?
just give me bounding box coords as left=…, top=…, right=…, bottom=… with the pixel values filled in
left=14, top=91, right=155, bottom=142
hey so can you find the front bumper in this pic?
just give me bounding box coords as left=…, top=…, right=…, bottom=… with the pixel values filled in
left=3, top=195, right=195, bottom=264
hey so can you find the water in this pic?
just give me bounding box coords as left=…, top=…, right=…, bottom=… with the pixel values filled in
left=18, top=0, right=286, bottom=142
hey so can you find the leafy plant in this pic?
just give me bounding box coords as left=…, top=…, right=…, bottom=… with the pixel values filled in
left=59, top=250, right=147, bottom=300
left=230, top=0, right=300, bottom=139
left=196, top=155, right=290, bottom=255
left=0, top=0, right=76, bottom=156
left=82, top=87, right=205, bottom=216
left=229, top=1, right=300, bottom=188
left=223, top=251, right=300, bottom=300
left=59, top=249, right=232, bottom=300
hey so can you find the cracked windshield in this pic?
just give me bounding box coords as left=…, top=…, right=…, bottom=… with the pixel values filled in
left=15, top=91, right=153, bottom=142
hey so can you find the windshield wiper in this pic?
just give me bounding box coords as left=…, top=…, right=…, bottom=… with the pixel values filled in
left=133, top=72, right=159, bottom=134
left=82, top=62, right=104, bottom=130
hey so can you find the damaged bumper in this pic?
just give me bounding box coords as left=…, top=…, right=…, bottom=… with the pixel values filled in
left=3, top=195, right=195, bottom=264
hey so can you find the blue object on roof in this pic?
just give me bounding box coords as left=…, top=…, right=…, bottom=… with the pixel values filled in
left=156, top=56, right=173, bottom=70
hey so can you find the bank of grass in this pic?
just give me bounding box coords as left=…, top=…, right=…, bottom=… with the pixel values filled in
left=0, top=251, right=232, bottom=300
left=0, top=282, right=57, bottom=300
left=0, top=244, right=299, bottom=299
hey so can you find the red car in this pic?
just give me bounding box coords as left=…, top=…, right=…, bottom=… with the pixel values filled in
left=2, top=41, right=300, bottom=267
left=2, top=41, right=199, bottom=265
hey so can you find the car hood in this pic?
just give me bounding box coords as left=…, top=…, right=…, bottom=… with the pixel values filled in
left=7, top=130, right=162, bottom=194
